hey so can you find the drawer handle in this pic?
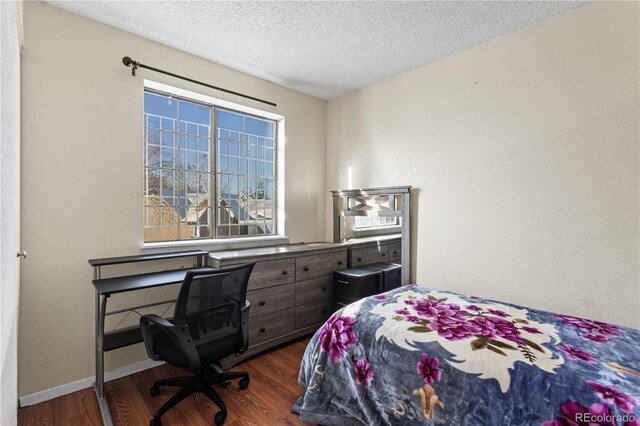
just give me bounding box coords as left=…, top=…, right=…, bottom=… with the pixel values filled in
left=282, top=269, right=288, bottom=275
left=321, top=308, right=327, bottom=314
left=357, top=257, right=362, bottom=262
left=303, top=266, right=309, bottom=272
left=260, top=326, right=266, bottom=333
left=381, top=253, right=386, bottom=257
left=322, top=286, right=327, bottom=291
left=337, top=260, right=343, bottom=265
left=337, top=280, right=350, bottom=285
left=393, top=250, right=398, bottom=255
left=259, top=300, right=266, bottom=306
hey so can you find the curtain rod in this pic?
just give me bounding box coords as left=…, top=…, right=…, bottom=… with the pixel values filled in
left=122, top=56, right=277, bottom=107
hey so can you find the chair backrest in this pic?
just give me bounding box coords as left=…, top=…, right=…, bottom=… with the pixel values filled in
left=173, top=263, right=254, bottom=346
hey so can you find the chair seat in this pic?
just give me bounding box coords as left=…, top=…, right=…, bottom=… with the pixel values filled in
left=153, top=330, right=242, bottom=371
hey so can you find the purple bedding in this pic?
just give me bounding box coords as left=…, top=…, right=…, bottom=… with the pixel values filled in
left=293, top=285, right=640, bottom=425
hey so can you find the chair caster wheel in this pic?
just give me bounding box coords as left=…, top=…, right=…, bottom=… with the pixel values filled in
left=149, top=385, right=160, bottom=397
left=214, top=410, right=227, bottom=425
left=239, top=377, right=250, bottom=390
left=150, top=417, right=162, bottom=426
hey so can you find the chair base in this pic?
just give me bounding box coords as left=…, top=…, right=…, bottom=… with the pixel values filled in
left=149, top=369, right=249, bottom=426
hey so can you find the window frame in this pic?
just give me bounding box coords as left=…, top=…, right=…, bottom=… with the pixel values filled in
left=142, top=80, right=288, bottom=251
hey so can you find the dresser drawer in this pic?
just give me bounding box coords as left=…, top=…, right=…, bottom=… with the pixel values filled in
left=295, top=276, right=333, bottom=306
left=351, top=244, right=389, bottom=267
left=247, top=258, right=295, bottom=290
left=295, top=299, right=334, bottom=329
left=249, top=307, right=295, bottom=346
left=296, top=250, right=347, bottom=280
left=388, top=242, right=402, bottom=262
left=247, top=284, right=294, bottom=319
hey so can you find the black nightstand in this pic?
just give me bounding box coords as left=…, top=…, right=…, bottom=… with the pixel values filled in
left=363, top=262, right=401, bottom=291
left=333, top=268, right=382, bottom=309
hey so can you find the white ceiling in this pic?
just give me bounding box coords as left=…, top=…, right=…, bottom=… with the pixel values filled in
left=44, top=1, right=587, bottom=100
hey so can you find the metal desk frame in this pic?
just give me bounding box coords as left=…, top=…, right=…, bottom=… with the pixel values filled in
left=88, top=250, right=211, bottom=426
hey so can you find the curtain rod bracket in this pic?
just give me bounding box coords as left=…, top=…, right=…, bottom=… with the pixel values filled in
left=120, top=56, right=277, bottom=107
left=122, top=56, right=139, bottom=76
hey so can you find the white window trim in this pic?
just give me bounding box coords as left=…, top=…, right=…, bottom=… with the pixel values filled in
left=141, top=80, right=287, bottom=251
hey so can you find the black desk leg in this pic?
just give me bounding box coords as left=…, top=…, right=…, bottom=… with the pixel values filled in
left=94, top=290, right=114, bottom=425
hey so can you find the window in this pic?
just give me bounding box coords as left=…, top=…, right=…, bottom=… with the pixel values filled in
left=143, top=87, right=278, bottom=243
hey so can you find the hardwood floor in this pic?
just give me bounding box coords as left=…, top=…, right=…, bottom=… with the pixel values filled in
left=18, top=337, right=311, bottom=426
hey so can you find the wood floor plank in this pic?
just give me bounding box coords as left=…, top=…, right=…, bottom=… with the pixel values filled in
left=18, top=336, right=312, bottom=426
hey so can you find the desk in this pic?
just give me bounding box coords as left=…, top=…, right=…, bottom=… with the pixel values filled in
left=89, top=250, right=212, bottom=426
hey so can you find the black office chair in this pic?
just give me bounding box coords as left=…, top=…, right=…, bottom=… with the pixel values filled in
left=140, top=262, right=255, bottom=426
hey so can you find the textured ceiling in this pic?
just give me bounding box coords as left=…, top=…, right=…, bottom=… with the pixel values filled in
left=44, top=1, right=587, bottom=100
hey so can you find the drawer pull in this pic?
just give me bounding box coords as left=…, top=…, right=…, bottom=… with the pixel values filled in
left=337, top=260, right=343, bottom=265
left=337, top=280, right=350, bottom=285
left=381, top=253, right=386, bottom=257
left=394, top=250, right=398, bottom=255
left=259, top=300, right=266, bottom=306
left=259, top=326, right=266, bottom=333
left=357, top=257, right=362, bottom=262
left=321, top=308, right=327, bottom=314
left=303, top=266, right=309, bottom=272
left=322, top=286, right=327, bottom=291
left=282, top=269, right=288, bottom=275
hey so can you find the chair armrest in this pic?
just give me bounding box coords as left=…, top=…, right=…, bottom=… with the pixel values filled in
left=139, top=314, right=201, bottom=373
left=238, top=300, right=251, bottom=354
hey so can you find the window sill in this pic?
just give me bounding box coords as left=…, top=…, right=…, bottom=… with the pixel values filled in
left=142, top=235, right=290, bottom=254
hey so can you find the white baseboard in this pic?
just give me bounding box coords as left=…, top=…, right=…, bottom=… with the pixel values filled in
left=19, top=359, right=164, bottom=407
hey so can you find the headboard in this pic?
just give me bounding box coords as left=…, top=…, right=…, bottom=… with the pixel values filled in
left=330, top=186, right=411, bottom=284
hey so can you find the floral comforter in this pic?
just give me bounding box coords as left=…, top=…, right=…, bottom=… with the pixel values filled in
left=293, top=285, right=640, bottom=425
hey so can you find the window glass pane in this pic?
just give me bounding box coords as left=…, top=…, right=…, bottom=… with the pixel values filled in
left=230, top=141, right=239, bottom=156
left=147, top=115, right=161, bottom=129
left=147, top=128, right=160, bottom=145
left=179, top=100, right=209, bottom=125
left=161, top=118, right=174, bottom=132
left=216, top=110, right=243, bottom=132
left=161, top=131, right=173, bottom=147
left=218, top=155, right=229, bottom=172
left=187, top=136, right=197, bottom=150
left=218, top=139, right=228, bottom=155
left=245, top=116, right=274, bottom=138
left=145, top=92, right=177, bottom=118
left=144, top=88, right=276, bottom=242
left=198, top=137, right=208, bottom=152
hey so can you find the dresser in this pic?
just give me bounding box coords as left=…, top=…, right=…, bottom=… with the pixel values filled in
left=348, top=235, right=402, bottom=268
left=208, top=243, right=347, bottom=368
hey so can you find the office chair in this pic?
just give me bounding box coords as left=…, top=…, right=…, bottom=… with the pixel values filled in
left=140, top=262, right=255, bottom=426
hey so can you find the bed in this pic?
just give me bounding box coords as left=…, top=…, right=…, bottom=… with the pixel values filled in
left=293, top=285, right=640, bottom=425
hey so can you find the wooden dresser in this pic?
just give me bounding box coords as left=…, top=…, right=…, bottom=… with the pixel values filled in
left=208, top=242, right=347, bottom=368
left=348, top=235, right=402, bottom=268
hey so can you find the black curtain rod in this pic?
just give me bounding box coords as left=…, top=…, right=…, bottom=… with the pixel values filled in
left=122, top=56, right=277, bottom=107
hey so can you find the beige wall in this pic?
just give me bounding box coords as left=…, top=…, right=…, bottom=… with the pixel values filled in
left=20, top=2, right=326, bottom=397
left=327, top=2, right=639, bottom=327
